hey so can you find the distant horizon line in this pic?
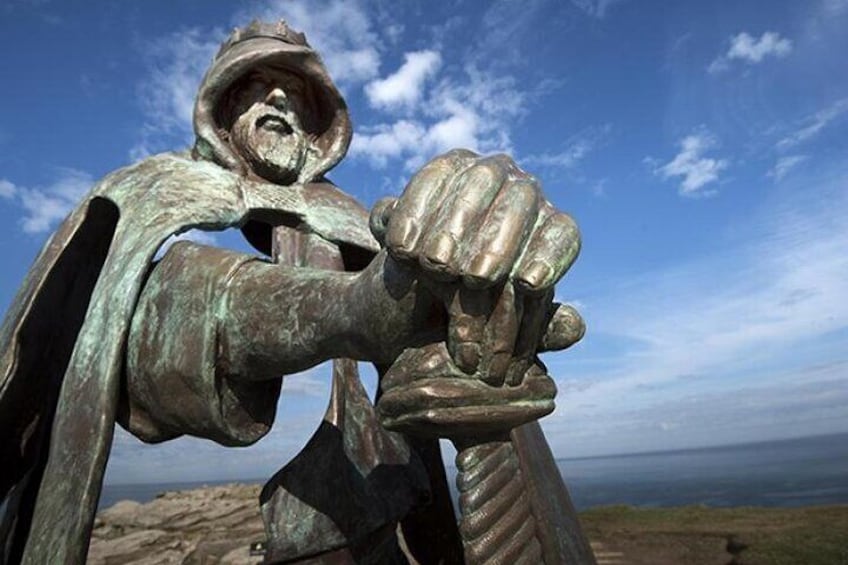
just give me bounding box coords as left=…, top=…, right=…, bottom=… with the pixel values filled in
left=104, top=430, right=848, bottom=487
left=555, top=429, right=848, bottom=463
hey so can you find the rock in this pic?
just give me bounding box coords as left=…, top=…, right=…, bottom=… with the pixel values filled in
left=87, top=484, right=266, bottom=564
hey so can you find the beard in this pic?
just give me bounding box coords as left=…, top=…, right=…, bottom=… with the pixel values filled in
left=231, top=103, right=310, bottom=185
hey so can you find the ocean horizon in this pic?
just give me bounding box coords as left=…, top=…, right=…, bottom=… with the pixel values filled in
left=100, top=431, right=848, bottom=511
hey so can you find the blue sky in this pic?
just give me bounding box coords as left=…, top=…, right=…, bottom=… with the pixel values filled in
left=1, top=0, right=846, bottom=484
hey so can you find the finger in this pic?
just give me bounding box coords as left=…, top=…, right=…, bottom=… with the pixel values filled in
left=418, top=156, right=507, bottom=278
left=514, top=209, right=580, bottom=292
left=504, top=288, right=552, bottom=386
left=480, top=283, right=521, bottom=387
left=448, top=286, right=495, bottom=375
left=460, top=178, right=540, bottom=289
left=539, top=303, right=585, bottom=352
left=386, top=149, right=477, bottom=260
left=369, top=197, right=397, bottom=245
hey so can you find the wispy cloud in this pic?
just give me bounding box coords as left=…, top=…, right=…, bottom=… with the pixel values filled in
left=0, top=168, right=92, bottom=233
left=0, top=179, right=15, bottom=199
left=130, top=0, right=384, bottom=161
left=708, top=31, right=793, bottom=74
left=570, top=0, right=627, bottom=19
left=652, top=130, right=729, bottom=196
left=776, top=97, right=848, bottom=150
left=342, top=1, right=565, bottom=172
left=126, top=1, right=543, bottom=175
left=351, top=66, right=526, bottom=170
left=131, top=28, right=223, bottom=161
left=768, top=154, right=808, bottom=181
left=241, top=0, right=382, bottom=86
left=365, top=50, right=441, bottom=111
left=546, top=365, right=848, bottom=455
left=823, top=0, right=848, bottom=16
left=545, top=165, right=848, bottom=453
left=522, top=124, right=611, bottom=170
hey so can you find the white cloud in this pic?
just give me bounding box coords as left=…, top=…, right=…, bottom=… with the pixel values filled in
left=777, top=97, right=848, bottom=150
left=365, top=50, right=442, bottom=111
left=0, top=179, right=16, bottom=199
left=241, top=0, right=381, bottom=85
left=351, top=66, right=525, bottom=171
left=131, top=28, right=223, bottom=161
left=571, top=0, right=626, bottom=18
left=653, top=131, right=729, bottom=196
left=709, top=31, right=792, bottom=74
left=128, top=0, right=387, bottom=161
left=768, top=154, right=808, bottom=181
left=727, top=31, right=793, bottom=63
left=128, top=1, right=536, bottom=175
left=1, top=169, right=93, bottom=233
left=349, top=120, right=427, bottom=169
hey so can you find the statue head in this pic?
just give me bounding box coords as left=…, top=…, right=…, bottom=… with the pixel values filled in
left=193, top=20, right=352, bottom=185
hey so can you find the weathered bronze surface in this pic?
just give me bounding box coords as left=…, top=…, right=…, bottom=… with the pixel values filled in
left=0, top=20, right=594, bottom=564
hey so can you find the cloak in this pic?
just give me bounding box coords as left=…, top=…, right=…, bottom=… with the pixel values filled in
left=2, top=20, right=499, bottom=563
left=0, top=151, right=381, bottom=563
left=0, top=20, right=385, bottom=563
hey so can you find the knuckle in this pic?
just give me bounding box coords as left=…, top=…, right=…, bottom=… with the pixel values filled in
left=423, top=150, right=477, bottom=178
left=544, top=212, right=580, bottom=246
left=487, top=153, right=518, bottom=170
left=406, top=161, right=450, bottom=194
left=385, top=216, right=418, bottom=256
left=443, top=148, right=479, bottom=161
left=459, top=160, right=506, bottom=191
left=552, top=211, right=578, bottom=232
left=510, top=179, right=541, bottom=205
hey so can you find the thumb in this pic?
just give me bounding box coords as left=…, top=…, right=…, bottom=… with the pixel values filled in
left=539, top=303, right=585, bottom=352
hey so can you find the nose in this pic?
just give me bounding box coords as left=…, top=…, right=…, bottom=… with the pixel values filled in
left=265, top=87, right=289, bottom=109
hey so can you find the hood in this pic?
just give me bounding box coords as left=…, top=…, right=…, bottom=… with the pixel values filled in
left=193, top=20, right=352, bottom=183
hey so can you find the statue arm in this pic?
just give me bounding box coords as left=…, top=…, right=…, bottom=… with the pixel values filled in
left=120, top=240, right=439, bottom=445
left=217, top=245, right=438, bottom=379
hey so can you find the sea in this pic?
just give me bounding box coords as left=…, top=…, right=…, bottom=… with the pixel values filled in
left=99, top=432, right=848, bottom=511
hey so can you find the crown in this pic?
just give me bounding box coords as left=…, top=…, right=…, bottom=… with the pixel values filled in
left=217, top=20, right=309, bottom=58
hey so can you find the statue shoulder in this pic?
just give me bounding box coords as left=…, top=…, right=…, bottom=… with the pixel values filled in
left=92, top=152, right=240, bottom=205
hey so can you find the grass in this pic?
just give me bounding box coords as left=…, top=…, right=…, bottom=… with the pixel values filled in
left=579, top=504, right=848, bottom=564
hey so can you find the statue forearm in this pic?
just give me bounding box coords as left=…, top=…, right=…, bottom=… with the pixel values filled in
left=123, top=241, right=435, bottom=445
left=220, top=249, right=435, bottom=379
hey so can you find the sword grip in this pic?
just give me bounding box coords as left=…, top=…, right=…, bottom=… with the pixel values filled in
left=453, top=438, right=544, bottom=564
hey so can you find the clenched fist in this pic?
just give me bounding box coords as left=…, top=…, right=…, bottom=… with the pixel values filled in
left=371, top=149, right=579, bottom=290
left=370, top=150, right=584, bottom=387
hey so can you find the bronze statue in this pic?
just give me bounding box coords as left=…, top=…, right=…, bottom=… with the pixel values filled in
left=0, top=21, right=594, bottom=564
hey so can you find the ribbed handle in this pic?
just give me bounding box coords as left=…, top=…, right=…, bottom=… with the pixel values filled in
left=454, top=439, right=544, bottom=564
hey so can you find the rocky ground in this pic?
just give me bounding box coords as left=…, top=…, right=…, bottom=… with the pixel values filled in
left=88, top=484, right=848, bottom=564
left=88, top=484, right=266, bottom=564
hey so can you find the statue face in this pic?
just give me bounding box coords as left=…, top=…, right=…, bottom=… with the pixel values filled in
left=229, top=71, right=313, bottom=185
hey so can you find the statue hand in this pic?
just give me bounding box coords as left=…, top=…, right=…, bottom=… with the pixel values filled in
left=376, top=342, right=558, bottom=439
left=369, top=150, right=584, bottom=383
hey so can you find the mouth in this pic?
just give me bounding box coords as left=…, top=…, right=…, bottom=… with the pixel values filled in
left=256, top=114, right=293, bottom=135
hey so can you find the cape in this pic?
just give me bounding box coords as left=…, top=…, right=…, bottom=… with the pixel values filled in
left=0, top=151, right=379, bottom=563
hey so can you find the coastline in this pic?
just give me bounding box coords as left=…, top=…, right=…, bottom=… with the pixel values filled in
left=90, top=482, right=848, bottom=564
left=93, top=434, right=848, bottom=562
